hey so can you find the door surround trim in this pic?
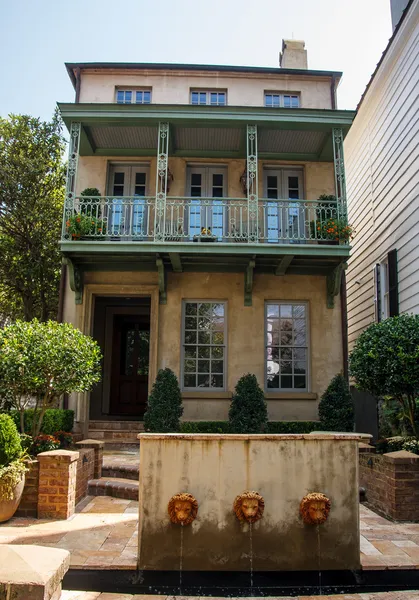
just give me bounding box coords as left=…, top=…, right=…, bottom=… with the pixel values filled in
left=78, top=284, right=159, bottom=434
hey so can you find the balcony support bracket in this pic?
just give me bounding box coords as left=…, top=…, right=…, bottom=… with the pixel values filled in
left=275, top=254, right=294, bottom=276
left=169, top=252, right=183, bottom=273
left=156, top=257, right=167, bottom=304
left=327, top=261, right=347, bottom=309
left=65, top=258, right=83, bottom=305
left=244, top=259, right=256, bottom=306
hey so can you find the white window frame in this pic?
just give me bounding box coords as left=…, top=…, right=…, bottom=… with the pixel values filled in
left=264, top=92, right=300, bottom=108
left=115, top=88, right=152, bottom=104
left=181, top=300, right=227, bottom=391
left=374, top=258, right=390, bottom=322
left=265, top=301, right=310, bottom=392
left=190, top=90, right=227, bottom=106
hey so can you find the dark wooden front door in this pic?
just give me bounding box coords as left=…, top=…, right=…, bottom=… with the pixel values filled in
left=110, top=315, right=150, bottom=417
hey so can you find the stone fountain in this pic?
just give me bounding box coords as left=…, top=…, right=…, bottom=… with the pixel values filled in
left=137, top=432, right=369, bottom=573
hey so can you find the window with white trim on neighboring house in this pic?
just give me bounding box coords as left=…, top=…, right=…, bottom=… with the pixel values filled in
left=116, top=89, right=151, bottom=104
left=374, top=249, right=399, bottom=322
left=265, top=302, right=308, bottom=391
left=190, top=91, right=226, bottom=106
left=265, top=93, right=300, bottom=108
left=182, top=301, right=226, bottom=390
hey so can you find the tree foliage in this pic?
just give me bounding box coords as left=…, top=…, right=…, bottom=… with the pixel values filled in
left=0, top=112, right=66, bottom=322
left=0, top=319, right=102, bottom=436
left=144, top=368, right=183, bottom=432
left=318, top=374, right=354, bottom=432
left=349, top=315, right=419, bottom=437
left=229, top=373, right=268, bottom=433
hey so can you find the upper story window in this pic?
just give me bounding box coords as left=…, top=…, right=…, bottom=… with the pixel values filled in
left=191, top=91, right=226, bottom=106
left=265, top=93, right=300, bottom=108
left=116, top=89, right=151, bottom=104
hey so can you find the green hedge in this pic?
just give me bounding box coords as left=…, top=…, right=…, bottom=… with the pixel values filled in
left=9, top=409, right=74, bottom=435
left=179, top=421, right=321, bottom=434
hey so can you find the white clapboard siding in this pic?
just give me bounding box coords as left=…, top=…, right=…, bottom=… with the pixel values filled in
left=345, top=0, right=419, bottom=350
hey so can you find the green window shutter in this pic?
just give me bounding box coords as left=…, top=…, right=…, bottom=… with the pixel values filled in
left=388, top=249, right=399, bottom=317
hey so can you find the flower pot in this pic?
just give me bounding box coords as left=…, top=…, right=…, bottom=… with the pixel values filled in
left=0, top=474, right=25, bottom=523
left=318, top=240, right=339, bottom=246
left=71, top=234, right=81, bottom=240
left=193, top=235, right=217, bottom=243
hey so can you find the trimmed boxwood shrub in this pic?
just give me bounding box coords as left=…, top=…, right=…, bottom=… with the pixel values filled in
left=0, top=414, right=22, bottom=466
left=9, top=409, right=74, bottom=436
left=318, top=374, right=354, bottom=432
left=180, top=421, right=231, bottom=434
left=229, top=374, right=268, bottom=433
left=144, top=368, right=183, bottom=432
left=179, top=421, right=321, bottom=434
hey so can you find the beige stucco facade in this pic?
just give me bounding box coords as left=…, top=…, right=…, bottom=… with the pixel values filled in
left=63, top=269, right=343, bottom=424
left=78, top=69, right=333, bottom=109
left=76, top=155, right=335, bottom=200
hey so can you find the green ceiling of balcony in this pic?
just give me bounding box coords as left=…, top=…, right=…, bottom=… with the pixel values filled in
left=58, top=103, right=355, bottom=161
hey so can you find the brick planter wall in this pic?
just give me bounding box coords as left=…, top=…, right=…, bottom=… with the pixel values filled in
left=15, top=440, right=104, bottom=520
left=15, top=460, right=39, bottom=518
left=75, top=448, right=95, bottom=506
left=359, top=450, right=419, bottom=521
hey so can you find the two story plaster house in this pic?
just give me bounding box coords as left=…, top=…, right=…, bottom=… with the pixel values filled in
left=58, top=40, right=355, bottom=440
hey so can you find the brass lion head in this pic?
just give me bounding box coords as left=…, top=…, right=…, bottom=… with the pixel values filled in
left=300, top=492, right=331, bottom=525
left=233, top=491, right=264, bottom=524
left=168, top=493, right=198, bottom=525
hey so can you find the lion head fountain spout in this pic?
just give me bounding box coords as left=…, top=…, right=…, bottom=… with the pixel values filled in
left=300, top=492, right=331, bottom=525
left=168, top=493, right=198, bottom=525
left=233, top=491, right=265, bottom=524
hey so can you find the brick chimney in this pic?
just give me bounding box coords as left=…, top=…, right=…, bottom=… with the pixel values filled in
left=279, top=39, right=308, bottom=69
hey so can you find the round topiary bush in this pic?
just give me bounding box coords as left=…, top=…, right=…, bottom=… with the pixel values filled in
left=229, top=373, right=268, bottom=433
left=349, top=314, right=419, bottom=437
left=144, top=368, right=183, bottom=432
left=0, top=414, right=22, bottom=467
left=318, top=374, right=354, bottom=432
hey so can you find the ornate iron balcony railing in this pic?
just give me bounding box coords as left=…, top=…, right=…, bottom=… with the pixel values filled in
left=62, top=196, right=348, bottom=245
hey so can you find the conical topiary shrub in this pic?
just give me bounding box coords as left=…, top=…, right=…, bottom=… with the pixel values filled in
left=318, top=373, right=354, bottom=432
left=229, top=373, right=268, bottom=433
left=144, top=368, right=183, bottom=432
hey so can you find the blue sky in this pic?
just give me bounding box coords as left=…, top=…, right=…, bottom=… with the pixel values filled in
left=0, top=0, right=392, bottom=122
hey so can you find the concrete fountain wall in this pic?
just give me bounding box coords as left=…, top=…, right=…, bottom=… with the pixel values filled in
left=138, top=433, right=367, bottom=572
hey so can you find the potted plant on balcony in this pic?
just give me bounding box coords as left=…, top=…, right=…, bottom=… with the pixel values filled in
left=193, top=227, right=217, bottom=243
left=309, top=194, right=353, bottom=244
left=66, top=188, right=106, bottom=240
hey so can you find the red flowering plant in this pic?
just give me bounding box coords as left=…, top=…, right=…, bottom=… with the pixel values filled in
left=53, top=431, right=73, bottom=449
left=316, top=217, right=354, bottom=243
left=66, top=213, right=106, bottom=238
left=31, top=434, right=60, bottom=455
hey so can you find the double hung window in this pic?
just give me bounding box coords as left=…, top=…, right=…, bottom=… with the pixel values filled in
left=116, top=89, right=151, bottom=104
left=266, top=303, right=308, bottom=391
left=182, top=302, right=226, bottom=390
left=191, top=91, right=226, bottom=106
left=265, top=93, right=300, bottom=108
left=374, top=249, right=398, bottom=322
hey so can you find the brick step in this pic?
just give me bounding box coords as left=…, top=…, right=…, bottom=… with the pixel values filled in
left=102, top=464, right=139, bottom=480
left=89, top=420, right=144, bottom=431
left=87, top=430, right=140, bottom=441
left=102, top=439, right=141, bottom=452
left=88, top=477, right=139, bottom=500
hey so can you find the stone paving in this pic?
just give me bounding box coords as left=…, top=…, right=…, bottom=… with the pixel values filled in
left=60, top=592, right=419, bottom=599
left=1, top=498, right=419, bottom=572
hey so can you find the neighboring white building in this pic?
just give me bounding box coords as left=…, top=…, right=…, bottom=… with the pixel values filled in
left=345, top=0, right=419, bottom=350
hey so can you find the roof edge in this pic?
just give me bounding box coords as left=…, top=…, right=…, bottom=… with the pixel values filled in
left=65, top=62, right=343, bottom=91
